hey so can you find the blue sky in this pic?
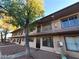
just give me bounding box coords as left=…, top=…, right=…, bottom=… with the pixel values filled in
left=45, top=0, right=79, bottom=16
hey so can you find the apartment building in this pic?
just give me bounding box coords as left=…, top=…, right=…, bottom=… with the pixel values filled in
left=10, top=2, right=79, bottom=58
left=10, top=28, right=26, bottom=45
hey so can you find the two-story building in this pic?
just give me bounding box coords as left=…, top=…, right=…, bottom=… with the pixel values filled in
left=10, top=28, right=26, bottom=45
left=10, top=2, right=79, bottom=58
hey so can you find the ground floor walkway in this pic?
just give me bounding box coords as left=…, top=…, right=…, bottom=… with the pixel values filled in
left=15, top=48, right=78, bottom=59
left=15, top=48, right=60, bottom=59
left=0, top=43, right=78, bottom=59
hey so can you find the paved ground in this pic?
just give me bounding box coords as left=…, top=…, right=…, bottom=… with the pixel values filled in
left=0, top=43, right=78, bottom=59
left=15, top=48, right=79, bottom=59
left=15, top=55, right=33, bottom=59
left=15, top=48, right=60, bottom=59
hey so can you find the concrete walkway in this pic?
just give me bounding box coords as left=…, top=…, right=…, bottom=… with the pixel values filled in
left=31, top=48, right=60, bottom=59
left=15, top=48, right=60, bottom=59
left=15, top=48, right=79, bottom=59
left=14, top=48, right=79, bottom=59
left=0, top=43, right=60, bottom=59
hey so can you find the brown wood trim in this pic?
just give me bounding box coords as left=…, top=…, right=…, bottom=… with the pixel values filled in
left=36, top=2, right=79, bottom=24
left=11, top=36, right=25, bottom=38
left=29, top=30, right=79, bottom=37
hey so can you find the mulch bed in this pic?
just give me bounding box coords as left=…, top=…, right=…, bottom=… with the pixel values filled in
left=0, top=42, right=15, bottom=46
left=0, top=42, right=26, bottom=55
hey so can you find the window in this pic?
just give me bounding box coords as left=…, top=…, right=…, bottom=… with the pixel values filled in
left=61, top=15, right=79, bottom=28
left=14, top=33, right=17, bottom=35
left=20, top=31, right=23, bottom=35
left=19, top=39, right=21, bottom=44
left=61, top=18, right=69, bottom=28
left=29, top=37, right=34, bottom=42
left=42, top=22, right=52, bottom=32
left=42, top=37, right=53, bottom=47
left=20, top=30, right=23, bottom=35
left=30, top=27, right=36, bottom=32
left=37, top=26, right=41, bottom=32
left=65, top=36, right=79, bottom=52
left=13, top=39, right=16, bottom=42
left=69, top=15, right=77, bottom=27
left=22, top=38, right=24, bottom=41
left=18, top=32, right=20, bottom=35
left=17, top=39, right=19, bottom=42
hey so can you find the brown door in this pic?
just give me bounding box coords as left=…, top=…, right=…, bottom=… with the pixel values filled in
left=36, top=38, right=40, bottom=48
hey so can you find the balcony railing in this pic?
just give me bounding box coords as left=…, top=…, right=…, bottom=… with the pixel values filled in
left=61, top=19, right=79, bottom=29
left=29, top=19, right=79, bottom=35
left=42, top=25, right=52, bottom=32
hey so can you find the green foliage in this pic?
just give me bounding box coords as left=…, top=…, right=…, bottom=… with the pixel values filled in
left=1, top=0, right=44, bottom=28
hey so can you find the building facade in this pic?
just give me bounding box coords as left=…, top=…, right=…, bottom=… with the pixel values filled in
left=10, top=2, right=79, bottom=58
left=10, top=28, right=26, bottom=45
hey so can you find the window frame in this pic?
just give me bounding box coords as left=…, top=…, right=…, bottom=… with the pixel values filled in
left=42, top=22, right=52, bottom=32
left=37, top=26, right=41, bottom=32
left=61, top=15, right=78, bottom=28
left=29, top=37, right=34, bottom=42
left=42, top=36, right=54, bottom=47
left=64, top=36, right=79, bottom=52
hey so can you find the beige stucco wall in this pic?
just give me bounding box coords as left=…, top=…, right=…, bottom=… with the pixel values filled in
left=29, top=35, right=79, bottom=58
left=54, top=35, right=79, bottom=59
left=53, top=36, right=64, bottom=54
left=53, top=35, right=79, bottom=59
left=29, top=37, right=36, bottom=48
left=51, top=20, right=61, bottom=31
left=33, top=36, right=64, bottom=54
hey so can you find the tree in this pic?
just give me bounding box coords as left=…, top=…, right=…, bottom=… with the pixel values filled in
left=1, top=0, right=44, bottom=56
left=0, top=13, right=17, bottom=43
left=0, top=30, right=3, bottom=43
left=1, top=32, right=3, bottom=42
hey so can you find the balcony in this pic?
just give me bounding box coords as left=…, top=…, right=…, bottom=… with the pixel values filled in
left=29, top=26, right=79, bottom=36
left=29, top=17, right=79, bottom=36
left=29, top=29, right=37, bottom=34
left=52, top=26, right=79, bottom=33
left=41, top=25, right=52, bottom=32
left=29, top=19, right=79, bottom=36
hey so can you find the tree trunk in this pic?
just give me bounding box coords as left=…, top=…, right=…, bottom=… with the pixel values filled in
left=4, top=30, right=7, bottom=43
left=24, top=19, right=31, bottom=56
left=1, top=32, right=3, bottom=43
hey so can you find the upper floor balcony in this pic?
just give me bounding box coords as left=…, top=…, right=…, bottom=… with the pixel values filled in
left=12, top=29, right=25, bottom=37
left=37, top=22, right=52, bottom=33
left=29, top=14, right=79, bottom=36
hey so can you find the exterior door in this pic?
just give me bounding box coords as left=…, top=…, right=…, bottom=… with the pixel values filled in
left=36, top=38, right=40, bottom=48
